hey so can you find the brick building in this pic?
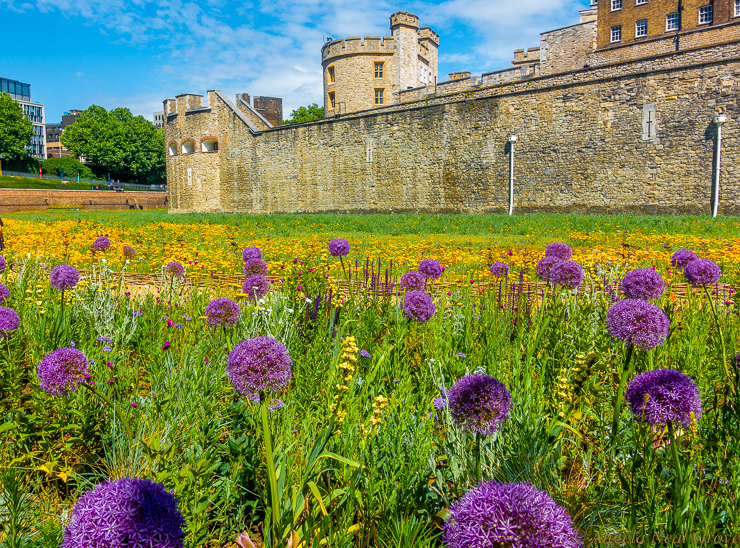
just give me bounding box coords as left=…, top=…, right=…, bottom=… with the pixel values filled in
left=45, top=109, right=81, bottom=159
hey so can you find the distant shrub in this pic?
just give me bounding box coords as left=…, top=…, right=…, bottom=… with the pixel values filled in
left=42, top=157, right=95, bottom=179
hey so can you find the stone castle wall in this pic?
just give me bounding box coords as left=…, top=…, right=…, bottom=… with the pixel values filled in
left=164, top=40, right=740, bottom=216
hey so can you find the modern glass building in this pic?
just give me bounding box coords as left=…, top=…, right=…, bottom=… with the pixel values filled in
left=1, top=77, right=46, bottom=158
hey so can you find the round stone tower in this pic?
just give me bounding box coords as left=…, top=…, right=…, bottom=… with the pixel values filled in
left=321, top=11, right=439, bottom=116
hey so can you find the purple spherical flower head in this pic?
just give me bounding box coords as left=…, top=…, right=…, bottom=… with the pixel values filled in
left=0, top=255, right=6, bottom=273
left=37, top=347, right=90, bottom=396
left=93, top=236, right=111, bottom=252
left=243, top=275, right=270, bottom=300
left=227, top=336, right=292, bottom=395
left=403, top=291, right=436, bottom=323
left=550, top=261, right=584, bottom=290
left=62, top=477, right=186, bottom=548
left=165, top=261, right=185, bottom=278
left=443, top=481, right=583, bottom=548
left=490, top=262, right=510, bottom=278
left=536, top=256, right=562, bottom=283
left=671, top=249, right=698, bottom=270
left=400, top=271, right=426, bottom=290
left=205, top=298, right=240, bottom=327
left=0, top=284, right=9, bottom=305
left=50, top=264, right=80, bottom=291
left=244, top=259, right=268, bottom=277
left=684, top=259, right=722, bottom=287
left=447, top=374, right=512, bottom=436
left=625, top=369, right=702, bottom=428
left=736, top=351, right=740, bottom=370
left=328, top=238, right=350, bottom=257
left=606, top=299, right=670, bottom=350
left=122, top=245, right=137, bottom=259
left=620, top=268, right=665, bottom=300
left=418, top=259, right=443, bottom=280
left=242, top=246, right=263, bottom=261
left=0, top=307, right=20, bottom=338
left=545, top=242, right=573, bottom=260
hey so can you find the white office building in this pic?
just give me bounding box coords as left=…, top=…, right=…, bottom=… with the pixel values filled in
left=1, top=77, right=46, bottom=159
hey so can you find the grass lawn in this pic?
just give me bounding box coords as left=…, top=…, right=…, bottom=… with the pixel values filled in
left=0, top=174, right=111, bottom=191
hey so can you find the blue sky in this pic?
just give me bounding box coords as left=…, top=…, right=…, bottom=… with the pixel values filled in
left=1, top=0, right=591, bottom=124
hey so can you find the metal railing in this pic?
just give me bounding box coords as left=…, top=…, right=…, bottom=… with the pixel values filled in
left=0, top=170, right=166, bottom=192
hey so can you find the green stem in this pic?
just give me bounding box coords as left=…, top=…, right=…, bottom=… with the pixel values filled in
left=703, top=285, right=731, bottom=383
left=668, top=421, right=685, bottom=533
left=260, top=395, right=280, bottom=540
left=609, top=344, right=634, bottom=464
left=475, top=433, right=482, bottom=484
left=82, top=382, right=133, bottom=444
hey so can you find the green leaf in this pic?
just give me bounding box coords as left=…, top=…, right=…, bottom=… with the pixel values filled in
left=307, top=481, right=328, bottom=517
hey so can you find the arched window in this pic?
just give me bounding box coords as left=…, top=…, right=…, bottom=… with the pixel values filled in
left=202, top=138, right=218, bottom=152
left=181, top=140, right=195, bottom=154
left=168, top=142, right=177, bottom=156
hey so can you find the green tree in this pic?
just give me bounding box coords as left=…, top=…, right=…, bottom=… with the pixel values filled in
left=283, top=103, right=324, bottom=124
left=42, top=157, right=95, bottom=179
left=61, top=105, right=166, bottom=183
left=0, top=92, right=34, bottom=160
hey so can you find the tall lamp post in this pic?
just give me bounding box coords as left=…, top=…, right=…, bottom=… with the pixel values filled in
left=712, top=113, right=727, bottom=218
left=508, top=135, right=518, bottom=216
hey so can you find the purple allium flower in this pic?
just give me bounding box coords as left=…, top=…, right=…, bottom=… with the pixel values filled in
left=671, top=249, right=699, bottom=270
left=328, top=238, right=350, bottom=257
left=447, top=374, right=512, bottom=436
left=242, top=246, right=263, bottom=261
left=268, top=399, right=285, bottom=412
left=205, top=298, right=241, bottom=327
left=625, top=369, right=703, bottom=427
left=101, top=346, right=112, bottom=352
left=490, top=262, right=510, bottom=278
left=62, top=477, right=186, bottom=548
left=50, top=264, right=80, bottom=291
left=0, top=307, right=20, bottom=337
left=536, top=256, right=562, bottom=283
left=606, top=299, right=670, bottom=350
left=97, top=336, right=112, bottom=344
left=122, top=245, right=137, bottom=259
left=0, top=255, right=5, bottom=273
left=442, top=481, right=583, bottom=548
left=399, top=271, right=426, bottom=291
left=227, top=336, right=292, bottom=395
left=0, top=284, right=9, bottom=305
left=458, top=352, right=466, bottom=358
left=243, top=275, right=270, bottom=300
left=418, top=259, right=443, bottom=280
left=244, top=259, right=268, bottom=277
left=545, top=242, right=573, bottom=261
left=37, top=347, right=91, bottom=396
left=620, top=268, right=665, bottom=300
left=549, top=261, right=584, bottom=290
left=360, top=349, right=371, bottom=358
left=403, top=291, right=436, bottom=323
left=684, top=259, right=722, bottom=286
left=93, top=236, right=111, bottom=251
left=165, top=261, right=185, bottom=278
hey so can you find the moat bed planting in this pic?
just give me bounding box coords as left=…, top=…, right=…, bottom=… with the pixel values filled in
left=0, top=214, right=738, bottom=547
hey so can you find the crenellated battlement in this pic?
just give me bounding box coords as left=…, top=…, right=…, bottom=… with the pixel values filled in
left=418, top=26, right=439, bottom=46
left=321, top=36, right=396, bottom=62
left=390, top=11, right=418, bottom=30
left=513, top=47, right=541, bottom=66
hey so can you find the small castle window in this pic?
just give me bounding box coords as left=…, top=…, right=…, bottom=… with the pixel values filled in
left=168, top=143, right=177, bottom=156
left=182, top=140, right=195, bottom=154
left=202, top=138, right=218, bottom=152
left=611, top=26, right=622, bottom=43
left=636, top=0, right=647, bottom=5
left=736, top=0, right=740, bottom=16
left=374, top=89, right=384, bottom=105
left=666, top=13, right=679, bottom=31
left=328, top=66, right=335, bottom=83
left=699, top=5, right=713, bottom=24
left=328, top=92, right=336, bottom=110
left=611, top=0, right=622, bottom=11
left=374, top=62, right=384, bottom=79
left=636, top=20, right=648, bottom=37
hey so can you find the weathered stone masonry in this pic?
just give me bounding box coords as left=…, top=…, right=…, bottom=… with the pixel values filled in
left=165, top=36, right=739, bottom=216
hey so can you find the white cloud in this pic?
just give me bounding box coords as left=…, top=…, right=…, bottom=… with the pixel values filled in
left=1, top=0, right=590, bottom=116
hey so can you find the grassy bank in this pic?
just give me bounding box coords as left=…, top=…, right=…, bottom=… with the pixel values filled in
left=0, top=174, right=111, bottom=191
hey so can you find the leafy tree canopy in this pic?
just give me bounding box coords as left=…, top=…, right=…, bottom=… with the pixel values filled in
left=0, top=92, right=34, bottom=161
left=42, top=157, right=95, bottom=179
left=283, top=103, right=324, bottom=125
left=61, top=105, right=165, bottom=184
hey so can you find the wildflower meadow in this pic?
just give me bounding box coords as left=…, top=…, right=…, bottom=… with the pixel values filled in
left=0, top=210, right=739, bottom=547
